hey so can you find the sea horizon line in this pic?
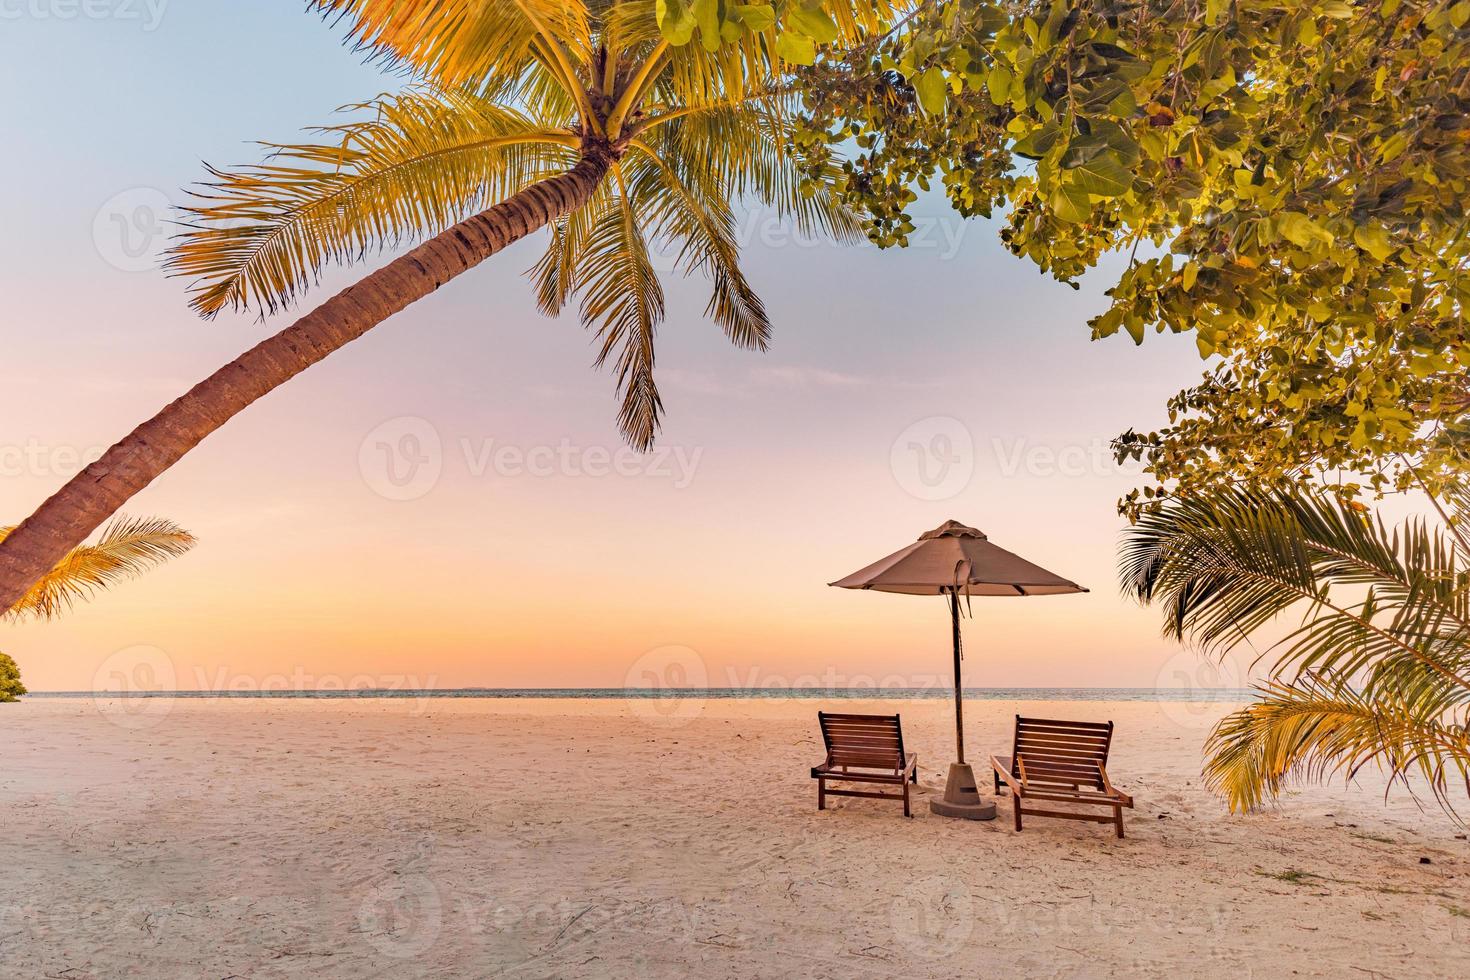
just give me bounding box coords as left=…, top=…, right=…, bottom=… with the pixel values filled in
left=25, top=686, right=1258, bottom=702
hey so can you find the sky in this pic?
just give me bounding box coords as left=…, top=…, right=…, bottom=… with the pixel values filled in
left=0, top=1, right=1224, bottom=694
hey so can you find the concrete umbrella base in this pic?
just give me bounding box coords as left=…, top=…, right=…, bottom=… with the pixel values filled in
left=928, top=762, right=996, bottom=820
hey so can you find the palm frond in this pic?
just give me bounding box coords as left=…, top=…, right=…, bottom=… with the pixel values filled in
left=1, top=516, right=196, bottom=621
left=625, top=137, right=770, bottom=350
left=528, top=181, right=610, bottom=317
left=1127, top=484, right=1470, bottom=816
left=165, top=88, right=578, bottom=317
left=1121, top=487, right=1470, bottom=699
left=1206, top=677, right=1470, bottom=819
left=312, top=0, right=595, bottom=97
left=576, top=169, right=666, bottom=447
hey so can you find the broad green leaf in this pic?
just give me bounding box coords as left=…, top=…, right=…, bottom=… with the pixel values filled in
left=1124, top=314, right=1145, bottom=345
left=776, top=31, right=816, bottom=65
left=1064, top=150, right=1132, bottom=198
left=655, top=0, right=698, bottom=45
left=985, top=64, right=1011, bottom=106
left=734, top=3, right=775, bottom=31
left=1352, top=223, right=1394, bottom=261
left=1277, top=211, right=1334, bottom=249
left=1049, top=182, right=1091, bottom=223
left=1182, top=262, right=1198, bottom=292
left=788, top=4, right=840, bottom=45
left=915, top=68, right=947, bottom=116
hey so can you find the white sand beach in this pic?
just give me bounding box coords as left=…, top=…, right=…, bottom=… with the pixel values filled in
left=3, top=696, right=1467, bottom=978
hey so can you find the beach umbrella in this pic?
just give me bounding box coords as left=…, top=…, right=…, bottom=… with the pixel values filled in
left=829, top=520, right=1086, bottom=819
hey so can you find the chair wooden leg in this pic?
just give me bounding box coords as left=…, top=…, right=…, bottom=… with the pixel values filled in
left=903, top=780, right=912, bottom=818
left=1013, top=794, right=1023, bottom=832
left=817, top=778, right=826, bottom=810
left=1114, top=806, right=1124, bottom=839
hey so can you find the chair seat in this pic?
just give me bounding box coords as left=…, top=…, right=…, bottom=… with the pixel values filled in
left=811, top=753, right=917, bottom=783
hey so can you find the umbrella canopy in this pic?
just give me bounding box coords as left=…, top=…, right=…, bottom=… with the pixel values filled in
left=828, top=519, right=1085, bottom=819
left=829, top=520, right=1086, bottom=596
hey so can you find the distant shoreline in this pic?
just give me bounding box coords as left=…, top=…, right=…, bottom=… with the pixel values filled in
left=25, top=687, right=1256, bottom=702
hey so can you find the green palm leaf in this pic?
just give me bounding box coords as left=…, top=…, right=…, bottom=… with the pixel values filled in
left=1124, top=484, right=1470, bottom=817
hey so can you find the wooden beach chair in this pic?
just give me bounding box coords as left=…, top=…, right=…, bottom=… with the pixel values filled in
left=810, top=712, right=919, bottom=818
left=989, top=715, right=1134, bottom=838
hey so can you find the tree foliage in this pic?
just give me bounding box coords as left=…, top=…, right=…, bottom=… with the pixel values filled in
left=1122, top=484, right=1470, bottom=817
left=0, top=652, right=24, bottom=703
left=788, top=0, right=1470, bottom=517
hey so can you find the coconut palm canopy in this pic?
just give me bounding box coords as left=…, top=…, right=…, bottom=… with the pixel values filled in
left=0, top=0, right=904, bottom=614
left=166, top=0, right=896, bottom=446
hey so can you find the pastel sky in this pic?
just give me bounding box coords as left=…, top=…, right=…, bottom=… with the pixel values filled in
left=2, top=2, right=1223, bottom=693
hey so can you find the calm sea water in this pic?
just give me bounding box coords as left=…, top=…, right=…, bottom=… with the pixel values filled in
left=29, top=687, right=1256, bottom=702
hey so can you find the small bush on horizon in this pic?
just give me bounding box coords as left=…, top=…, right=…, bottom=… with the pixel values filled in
left=0, top=651, right=25, bottom=702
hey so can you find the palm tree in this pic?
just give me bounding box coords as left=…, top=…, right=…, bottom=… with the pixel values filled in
left=1122, top=486, right=1470, bottom=818
left=0, top=516, right=196, bottom=699
left=0, top=0, right=897, bottom=613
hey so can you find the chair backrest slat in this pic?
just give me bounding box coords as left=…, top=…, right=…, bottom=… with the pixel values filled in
left=1010, top=715, right=1113, bottom=790
left=818, top=712, right=905, bottom=771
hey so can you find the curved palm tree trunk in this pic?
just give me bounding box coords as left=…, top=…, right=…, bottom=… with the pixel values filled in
left=0, top=152, right=612, bottom=615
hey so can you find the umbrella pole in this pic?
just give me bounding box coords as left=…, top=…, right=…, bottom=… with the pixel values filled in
left=950, top=588, right=964, bottom=764
left=930, top=587, right=996, bottom=820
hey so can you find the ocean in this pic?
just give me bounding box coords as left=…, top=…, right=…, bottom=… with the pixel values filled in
left=28, top=687, right=1256, bottom=701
